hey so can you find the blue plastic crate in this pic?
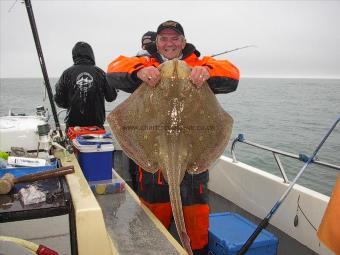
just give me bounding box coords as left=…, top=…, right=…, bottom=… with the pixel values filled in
left=0, top=159, right=58, bottom=178
left=209, top=212, right=278, bottom=255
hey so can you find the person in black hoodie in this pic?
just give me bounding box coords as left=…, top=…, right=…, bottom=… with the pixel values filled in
left=54, top=41, right=117, bottom=130
left=136, top=31, right=157, bottom=57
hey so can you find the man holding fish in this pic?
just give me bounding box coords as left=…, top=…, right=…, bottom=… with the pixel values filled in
left=107, top=20, right=239, bottom=255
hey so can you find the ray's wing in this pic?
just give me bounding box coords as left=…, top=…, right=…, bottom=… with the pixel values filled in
left=107, top=83, right=163, bottom=173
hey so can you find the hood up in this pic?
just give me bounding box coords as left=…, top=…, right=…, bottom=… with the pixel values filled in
left=72, top=41, right=95, bottom=65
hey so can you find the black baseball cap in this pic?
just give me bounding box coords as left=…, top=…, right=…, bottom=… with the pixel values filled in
left=157, top=20, right=185, bottom=36
left=141, top=31, right=156, bottom=47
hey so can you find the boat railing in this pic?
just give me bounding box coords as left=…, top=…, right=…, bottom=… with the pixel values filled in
left=231, top=133, right=340, bottom=183
left=57, top=109, right=112, bottom=120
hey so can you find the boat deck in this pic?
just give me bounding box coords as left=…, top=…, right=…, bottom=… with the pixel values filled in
left=95, top=185, right=185, bottom=255
left=114, top=150, right=318, bottom=255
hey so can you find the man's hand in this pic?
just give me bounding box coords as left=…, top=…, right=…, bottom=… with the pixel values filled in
left=189, top=66, right=210, bottom=88
left=137, top=66, right=161, bottom=87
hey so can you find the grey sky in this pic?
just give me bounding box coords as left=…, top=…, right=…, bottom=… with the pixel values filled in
left=1, top=1, right=339, bottom=78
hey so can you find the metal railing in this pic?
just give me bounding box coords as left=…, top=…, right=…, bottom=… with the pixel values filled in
left=231, top=132, right=340, bottom=183
left=57, top=109, right=66, bottom=120
left=57, top=109, right=113, bottom=120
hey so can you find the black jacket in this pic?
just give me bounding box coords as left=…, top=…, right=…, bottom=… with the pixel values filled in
left=54, top=42, right=117, bottom=128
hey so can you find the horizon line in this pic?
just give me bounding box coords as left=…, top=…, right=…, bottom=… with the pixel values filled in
left=1, top=75, right=340, bottom=80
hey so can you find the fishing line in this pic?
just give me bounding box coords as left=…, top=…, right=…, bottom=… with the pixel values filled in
left=7, top=0, right=18, bottom=13
left=211, top=45, right=257, bottom=57
left=294, top=194, right=318, bottom=231
left=297, top=202, right=318, bottom=231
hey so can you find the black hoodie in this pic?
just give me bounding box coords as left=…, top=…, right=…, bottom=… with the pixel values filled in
left=54, top=42, right=117, bottom=129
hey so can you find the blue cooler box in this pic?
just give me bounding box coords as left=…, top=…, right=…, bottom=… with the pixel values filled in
left=209, top=212, right=278, bottom=255
left=73, top=138, right=114, bottom=181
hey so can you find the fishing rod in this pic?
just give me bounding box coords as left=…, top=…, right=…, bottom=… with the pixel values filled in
left=211, top=45, right=257, bottom=57
left=24, top=0, right=63, bottom=138
left=237, top=116, right=340, bottom=255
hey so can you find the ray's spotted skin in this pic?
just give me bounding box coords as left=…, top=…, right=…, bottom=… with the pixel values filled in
left=107, top=60, right=233, bottom=254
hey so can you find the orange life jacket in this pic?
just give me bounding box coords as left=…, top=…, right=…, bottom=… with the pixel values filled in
left=107, top=51, right=239, bottom=94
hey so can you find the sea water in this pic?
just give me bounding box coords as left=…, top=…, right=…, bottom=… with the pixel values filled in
left=0, top=77, right=339, bottom=195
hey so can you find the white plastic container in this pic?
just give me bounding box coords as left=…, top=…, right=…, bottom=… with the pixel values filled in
left=0, top=116, right=47, bottom=152
left=8, top=156, right=47, bottom=167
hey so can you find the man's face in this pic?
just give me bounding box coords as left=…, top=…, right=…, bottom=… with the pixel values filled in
left=142, top=39, right=152, bottom=50
left=156, top=29, right=186, bottom=60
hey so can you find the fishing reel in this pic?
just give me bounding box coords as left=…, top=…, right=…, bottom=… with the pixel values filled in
left=50, top=129, right=74, bottom=155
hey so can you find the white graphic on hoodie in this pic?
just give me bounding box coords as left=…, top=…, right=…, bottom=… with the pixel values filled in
left=76, top=72, right=94, bottom=113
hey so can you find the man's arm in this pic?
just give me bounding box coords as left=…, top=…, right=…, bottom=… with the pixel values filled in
left=54, top=72, right=69, bottom=108
left=97, top=68, right=117, bottom=102
left=106, top=55, right=149, bottom=93
left=202, top=56, right=240, bottom=94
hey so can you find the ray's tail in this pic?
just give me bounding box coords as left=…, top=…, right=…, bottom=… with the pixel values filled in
left=162, top=133, right=193, bottom=255
left=167, top=172, right=193, bottom=255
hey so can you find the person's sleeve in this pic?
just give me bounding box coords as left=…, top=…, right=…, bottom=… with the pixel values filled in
left=106, top=55, right=148, bottom=93
left=54, top=72, right=69, bottom=108
left=98, top=68, right=117, bottom=102
left=202, top=56, right=240, bottom=94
